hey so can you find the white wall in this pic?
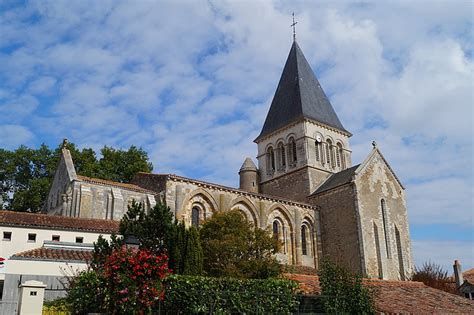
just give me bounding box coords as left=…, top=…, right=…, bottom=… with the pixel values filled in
left=0, top=225, right=110, bottom=279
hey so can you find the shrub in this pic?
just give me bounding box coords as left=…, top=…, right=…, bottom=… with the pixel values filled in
left=319, top=260, right=375, bottom=314
left=66, top=270, right=107, bottom=314
left=411, top=261, right=455, bottom=293
left=163, top=274, right=300, bottom=314
left=103, top=246, right=170, bottom=313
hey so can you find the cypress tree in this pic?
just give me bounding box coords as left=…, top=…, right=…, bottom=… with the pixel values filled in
left=183, top=226, right=203, bottom=275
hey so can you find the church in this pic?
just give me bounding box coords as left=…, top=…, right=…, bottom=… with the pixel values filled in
left=44, top=40, right=413, bottom=281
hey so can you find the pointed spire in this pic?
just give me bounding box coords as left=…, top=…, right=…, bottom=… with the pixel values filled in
left=256, top=41, right=350, bottom=141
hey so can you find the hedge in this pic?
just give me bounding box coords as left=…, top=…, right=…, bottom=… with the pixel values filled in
left=163, top=275, right=300, bottom=314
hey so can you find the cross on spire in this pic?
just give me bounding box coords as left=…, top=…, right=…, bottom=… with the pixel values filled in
left=291, top=12, right=298, bottom=41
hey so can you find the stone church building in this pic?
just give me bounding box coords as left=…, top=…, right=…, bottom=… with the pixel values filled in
left=45, top=41, right=413, bottom=281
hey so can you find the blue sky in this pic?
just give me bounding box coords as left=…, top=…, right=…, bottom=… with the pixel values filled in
left=0, top=0, right=472, bottom=272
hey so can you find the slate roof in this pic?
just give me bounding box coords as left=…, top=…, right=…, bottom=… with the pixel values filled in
left=11, top=247, right=92, bottom=263
left=257, top=41, right=349, bottom=141
left=312, top=164, right=360, bottom=195
left=286, top=274, right=474, bottom=313
left=0, top=210, right=119, bottom=233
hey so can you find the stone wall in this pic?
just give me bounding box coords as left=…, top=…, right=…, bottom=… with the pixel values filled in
left=308, top=184, right=362, bottom=275
left=355, top=152, right=413, bottom=280
left=136, top=174, right=321, bottom=268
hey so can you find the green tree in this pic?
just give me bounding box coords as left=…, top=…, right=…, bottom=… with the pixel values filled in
left=0, top=141, right=153, bottom=212
left=319, top=260, right=375, bottom=314
left=170, top=222, right=203, bottom=275
left=199, top=210, right=281, bottom=279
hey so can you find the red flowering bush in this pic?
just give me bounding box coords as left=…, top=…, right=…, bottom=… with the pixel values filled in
left=103, top=246, right=170, bottom=313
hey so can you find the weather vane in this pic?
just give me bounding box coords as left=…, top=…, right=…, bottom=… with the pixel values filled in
left=291, top=12, right=298, bottom=41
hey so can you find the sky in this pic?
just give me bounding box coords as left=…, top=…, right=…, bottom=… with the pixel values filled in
left=0, top=0, right=472, bottom=272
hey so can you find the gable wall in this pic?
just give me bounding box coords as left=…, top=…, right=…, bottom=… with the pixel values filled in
left=355, top=153, right=413, bottom=280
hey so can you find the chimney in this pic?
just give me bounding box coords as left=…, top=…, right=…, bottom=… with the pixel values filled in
left=453, top=260, right=464, bottom=288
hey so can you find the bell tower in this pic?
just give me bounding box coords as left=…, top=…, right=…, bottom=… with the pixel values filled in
left=254, top=41, right=352, bottom=202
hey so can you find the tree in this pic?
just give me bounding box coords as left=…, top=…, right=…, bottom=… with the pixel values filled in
left=199, top=210, right=281, bottom=279
left=0, top=141, right=153, bottom=212
left=411, top=261, right=454, bottom=293
left=170, top=222, right=203, bottom=275
left=319, top=260, right=375, bottom=314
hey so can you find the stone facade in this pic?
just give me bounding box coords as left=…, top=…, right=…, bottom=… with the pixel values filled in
left=132, top=173, right=321, bottom=268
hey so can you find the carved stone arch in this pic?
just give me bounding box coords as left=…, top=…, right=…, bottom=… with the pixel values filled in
left=230, top=196, right=260, bottom=227
left=181, top=188, right=219, bottom=226
left=286, top=133, right=297, bottom=142
left=265, top=142, right=275, bottom=151
left=276, top=137, right=286, bottom=145
left=266, top=203, right=294, bottom=230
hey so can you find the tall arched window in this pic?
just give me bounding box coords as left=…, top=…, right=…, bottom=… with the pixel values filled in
left=326, top=139, right=334, bottom=168
left=301, top=225, right=308, bottom=255
left=373, top=222, right=383, bottom=279
left=337, top=143, right=345, bottom=169
left=272, top=218, right=286, bottom=253
left=395, top=225, right=405, bottom=280
left=267, top=147, right=275, bottom=173
left=191, top=206, right=200, bottom=227
left=278, top=142, right=286, bottom=169
left=381, top=199, right=391, bottom=258
left=273, top=220, right=280, bottom=239
left=288, top=137, right=297, bottom=165
left=315, top=140, right=322, bottom=162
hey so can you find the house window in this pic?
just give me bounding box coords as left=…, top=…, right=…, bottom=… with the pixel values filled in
left=191, top=207, right=200, bottom=227
left=3, top=232, right=11, bottom=241
left=76, top=237, right=84, bottom=243
left=28, top=233, right=36, bottom=242
left=52, top=235, right=60, bottom=242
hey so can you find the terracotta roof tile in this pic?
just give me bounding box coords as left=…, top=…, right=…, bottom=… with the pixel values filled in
left=286, top=274, right=474, bottom=313
left=77, top=175, right=156, bottom=194
left=0, top=210, right=119, bottom=233
left=12, top=247, right=92, bottom=262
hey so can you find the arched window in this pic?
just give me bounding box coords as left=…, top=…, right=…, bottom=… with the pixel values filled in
left=277, top=142, right=286, bottom=169
left=337, top=143, right=344, bottom=169
left=288, top=137, right=297, bottom=165
left=301, top=225, right=308, bottom=255
left=381, top=199, right=391, bottom=258
left=373, top=222, right=383, bottom=279
left=315, top=140, right=321, bottom=162
left=272, top=218, right=286, bottom=253
left=395, top=225, right=405, bottom=280
left=326, top=139, right=334, bottom=168
left=267, top=147, right=275, bottom=173
left=191, top=206, right=200, bottom=227
left=273, top=220, right=280, bottom=239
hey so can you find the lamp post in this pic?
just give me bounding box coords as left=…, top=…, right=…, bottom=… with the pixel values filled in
left=124, top=235, right=140, bottom=250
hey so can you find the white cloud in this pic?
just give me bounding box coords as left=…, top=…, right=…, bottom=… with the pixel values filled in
left=0, top=125, right=34, bottom=148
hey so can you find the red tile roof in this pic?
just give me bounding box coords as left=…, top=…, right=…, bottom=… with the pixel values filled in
left=11, top=247, right=92, bottom=262
left=0, top=210, right=119, bottom=233
left=286, top=274, right=474, bottom=313
left=77, top=175, right=156, bottom=194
